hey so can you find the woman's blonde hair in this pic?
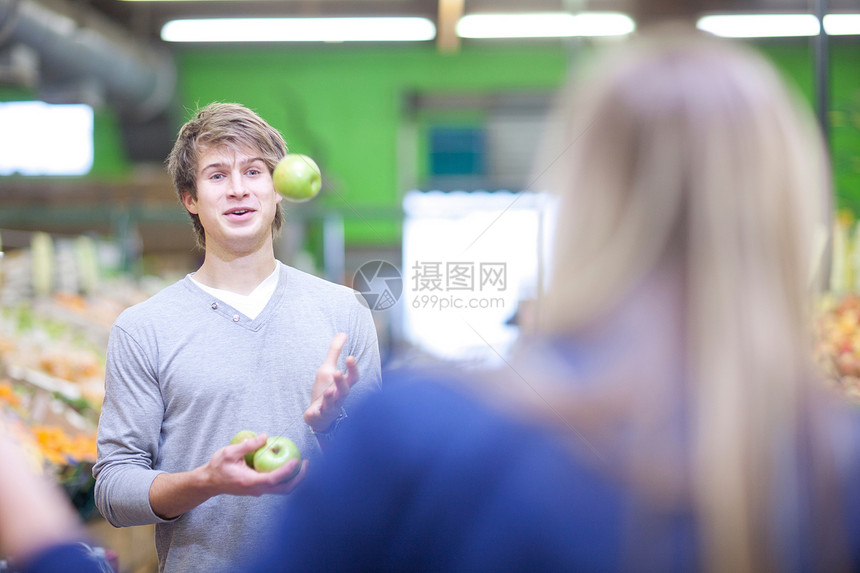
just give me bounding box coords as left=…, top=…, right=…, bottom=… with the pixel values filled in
left=536, top=30, right=831, bottom=571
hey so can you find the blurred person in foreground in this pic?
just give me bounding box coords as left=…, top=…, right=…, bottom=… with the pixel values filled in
left=240, top=29, right=860, bottom=572
left=0, top=424, right=105, bottom=572
left=92, top=103, right=381, bottom=572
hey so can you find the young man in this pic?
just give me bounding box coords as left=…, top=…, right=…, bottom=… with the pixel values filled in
left=93, top=103, right=381, bottom=572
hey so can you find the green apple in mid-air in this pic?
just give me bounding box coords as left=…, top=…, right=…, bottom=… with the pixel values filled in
left=253, top=436, right=302, bottom=478
left=230, top=430, right=258, bottom=467
left=272, top=153, right=321, bottom=202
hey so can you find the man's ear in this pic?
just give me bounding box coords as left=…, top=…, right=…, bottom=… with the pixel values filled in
left=181, top=190, right=198, bottom=214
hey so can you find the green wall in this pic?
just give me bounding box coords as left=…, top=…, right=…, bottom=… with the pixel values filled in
left=172, top=40, right=860, bottom=244
left=173, top=44, right=572, bottom=244
left=829, top=42, right=860, bottom=213
left=755, top=40, right=860, bottom=214
left=2, top=39, right=859, bottom=245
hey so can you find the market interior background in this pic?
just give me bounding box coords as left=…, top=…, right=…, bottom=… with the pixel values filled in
left=0, top=1, right=859, bottom=571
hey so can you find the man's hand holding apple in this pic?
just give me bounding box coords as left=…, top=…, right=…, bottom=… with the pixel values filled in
left=149, top=433, right=308, bottom=520
left=203, top=433, right=307, bottom=497
left=304, top=333, right=359, bottom=439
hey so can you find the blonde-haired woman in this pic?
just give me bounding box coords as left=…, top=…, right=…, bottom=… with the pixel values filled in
left=245, top=30, right=860, bottom=572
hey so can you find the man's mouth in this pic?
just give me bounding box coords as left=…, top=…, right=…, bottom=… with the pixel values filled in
left=225, top=208, right=255, bottom=216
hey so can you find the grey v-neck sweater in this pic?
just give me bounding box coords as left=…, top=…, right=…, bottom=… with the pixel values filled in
left=93, top=262, right=381, bottom=572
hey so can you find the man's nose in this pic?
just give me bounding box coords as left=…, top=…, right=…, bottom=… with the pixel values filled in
left=227, top=175, right=249, bottom=197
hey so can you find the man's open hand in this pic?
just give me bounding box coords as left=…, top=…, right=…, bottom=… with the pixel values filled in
left=304, top=333, right=359, bottom=433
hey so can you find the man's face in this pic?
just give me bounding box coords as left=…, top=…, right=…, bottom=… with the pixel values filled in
left=183, top=145, right=282, bottom=257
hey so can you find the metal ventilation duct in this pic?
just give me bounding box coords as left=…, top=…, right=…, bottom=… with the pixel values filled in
left=0, top=0, right=176, bottom=122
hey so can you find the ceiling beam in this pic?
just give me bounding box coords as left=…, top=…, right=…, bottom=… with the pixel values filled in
left=437, top=0, right=464, bottom=53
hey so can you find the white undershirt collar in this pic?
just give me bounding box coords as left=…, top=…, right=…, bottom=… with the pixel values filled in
left=191, top=265, right=279, bottom=320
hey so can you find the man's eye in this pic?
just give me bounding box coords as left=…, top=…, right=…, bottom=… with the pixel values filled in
left=210, top=173, right=225, bottom=181
left=247, top=168, right=261, bottom=176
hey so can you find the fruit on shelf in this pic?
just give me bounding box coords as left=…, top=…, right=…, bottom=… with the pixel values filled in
left=32, top=425, right=97, bottom=466
left=0, top=380, right=22, bottom=410
left=813, top=292, right=860, bottom=403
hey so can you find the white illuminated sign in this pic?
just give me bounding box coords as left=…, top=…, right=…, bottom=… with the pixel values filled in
left=0, top=101, right=94, bottom=176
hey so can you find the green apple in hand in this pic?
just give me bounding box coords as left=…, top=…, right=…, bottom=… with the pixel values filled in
left=273, top=154, right=321, bottom=202
left=230, top=430, right=258, bottom=467
left=253, top=436, right=302, bottom=478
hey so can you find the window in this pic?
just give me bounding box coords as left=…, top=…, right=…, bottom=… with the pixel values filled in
left=429, top=126, right=486, bottom=177
left=401, top=189, right=553, bottom=366
left=0, top=101, right=94, bottom=176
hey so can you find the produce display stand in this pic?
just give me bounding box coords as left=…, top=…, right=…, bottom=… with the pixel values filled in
left=0, top=234, right=161, bottom=573
left=817, top=214, right=860, bottom=405
left=0, top=335, right=158, bottom=573
left=814, top=292, right=860, bottom=402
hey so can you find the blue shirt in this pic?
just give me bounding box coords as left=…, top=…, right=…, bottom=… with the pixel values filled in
left=247, top=375, right=706, bottom=572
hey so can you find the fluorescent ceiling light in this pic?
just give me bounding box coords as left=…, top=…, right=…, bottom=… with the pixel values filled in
left=161, top=17, right=436, bottom=43
left=456, top=12, right=635, bottom=39
left=697, top=14, right=820, bottom=38
left=824, top=14, right=860, bottom=35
